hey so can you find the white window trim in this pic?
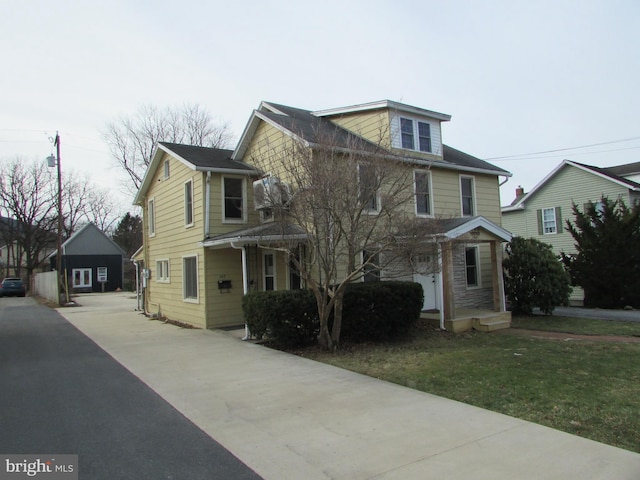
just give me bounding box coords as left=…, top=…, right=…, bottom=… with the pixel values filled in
left=148, top=197, right=156, bottom=237
left=222, top=175, right=247, bottom=224
left=156, top=259, right=170, bottom=283
left=184, top=178, right=194, bottom=228
left=358, top=163, right=381, bottom=215
left=460, top=175, right=476, bottom=217
left=542, top=207, right=557, bottom=234
left=414, top=169, right=433, bottom=217
left=263, top=250, right=277, bottom=291
left=465, top=245, right=481, bottom=289
left=164, top=160, right=170, bottom=179
left=182, top=254, right=199, bottom=303
left=398, top=116, right=433, bottom=153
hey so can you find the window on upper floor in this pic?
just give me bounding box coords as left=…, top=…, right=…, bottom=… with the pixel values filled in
left=164, top=160, right=170, bottom=179
left=537, top=207, right=562, bottom=235
left=223, top=177, right=244, bottom=222
left=460, top=176, right=475, bottom=216
left=358, top=163, right=379, bottom=213
left=148, top=198, right=156, bottom=236
left=414, top=170, right=432, bottom=217
left=400, top=117, right=432, bottom=153
left=184, top=179, right=194, bottom=227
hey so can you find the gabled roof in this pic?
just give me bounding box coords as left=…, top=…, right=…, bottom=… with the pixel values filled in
left=60, top=223, right=125, bottom=257
left=232, top=101, right=510, bottom=177
left=312, top=99, right=452, bottom=122
left=134, top=142, right=258, bottom=205
left=502, top=159, right=640, bottom=212
left=435, top=216, right=512, bottom=242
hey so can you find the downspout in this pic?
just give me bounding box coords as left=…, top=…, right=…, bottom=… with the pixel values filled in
left=205, top=171, right=212, bottom=238
left=499, top=175, right=509, bottom=187
left=437, top=243, right=446, bottom=331
left=230, top=241, right=250, bottom=340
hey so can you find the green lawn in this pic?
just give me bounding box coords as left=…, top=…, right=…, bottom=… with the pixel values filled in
left=512, top=314, right=640, bottom=336
left=294, top=317, right=640, bottom=453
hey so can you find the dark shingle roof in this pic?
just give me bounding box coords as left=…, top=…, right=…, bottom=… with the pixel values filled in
left=159, top=142, right=254, bottom=171
left=602, top=161, right=640, bottom=177
left=572, top=161, right=640, bottom=190
left=260, top=102, right=508, bottom=175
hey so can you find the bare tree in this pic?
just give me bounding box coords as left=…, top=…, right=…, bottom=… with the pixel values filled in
left=0, top=158, right=125, bottom=283
left=249, top=127, right=442, bottom=350
left=104, top=103, right=233, bottom=190
left=0, top=158, right=58, bottom=282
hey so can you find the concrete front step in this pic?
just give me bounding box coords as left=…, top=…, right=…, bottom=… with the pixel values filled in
left=472, top=317, right=511, bottom=332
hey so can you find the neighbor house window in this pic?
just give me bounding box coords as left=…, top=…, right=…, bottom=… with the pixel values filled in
left=460, top=176, right=475, bottom=216
left=148, top=198, right=156, bottom=236
left=414, top=170, right=432, bottom=216
left=184, top=179, right=194, bottom=227
left=223, top=177, right=244, bottom=221
left=363, top=250, right=381, bottom=283
left=156, top=259, right=170, bottom=283
left=164, top=160, right=170, bottom=179
left=542, top=207, right=557, bottom=234
left=358, top=164, right=379, bottom=213
left=183, top=255, right=198, bottom=301
left=465, top=246, right=479, bottom=287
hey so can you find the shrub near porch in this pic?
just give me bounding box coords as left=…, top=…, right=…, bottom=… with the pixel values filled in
left=242, top=281, right=423, bottom=348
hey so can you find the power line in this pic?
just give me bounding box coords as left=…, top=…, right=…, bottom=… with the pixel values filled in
left=485, top=136, right=640, bottom=161
left=489, top=145, right=640, bottom=162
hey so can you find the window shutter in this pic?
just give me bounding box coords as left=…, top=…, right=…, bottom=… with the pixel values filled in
left=555, top=206, right=562, bottom=233
left=537, top=209, right=543, bottom=235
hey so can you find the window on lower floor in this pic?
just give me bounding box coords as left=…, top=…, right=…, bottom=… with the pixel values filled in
left=263, top=251, right=276, bottom=291
left=465, top=246, right=479, bottom=287
left=538, top=207, right=562, bottom=235
left=363, top=250, right=381, bottom=282
left=72, top=268, right=92, bottom=288
left=156, top=259, right=170, bottom=283
left=183, top=255, right=198, bottom=300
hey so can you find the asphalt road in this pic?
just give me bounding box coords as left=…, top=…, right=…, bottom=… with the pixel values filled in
left=0, top=297, right=263, bottom=480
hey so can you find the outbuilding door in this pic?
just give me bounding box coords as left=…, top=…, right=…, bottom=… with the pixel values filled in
left=72, top=268, right=92, bottom=289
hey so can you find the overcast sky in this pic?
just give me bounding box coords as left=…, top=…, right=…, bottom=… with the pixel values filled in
left=2, top=0, right=639, bottom=211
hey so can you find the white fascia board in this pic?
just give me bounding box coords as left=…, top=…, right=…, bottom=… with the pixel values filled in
left=313, top=100, right=452, bottom=122
left=232, top=110, right=309, bottom=162
left=402, top=156, right=512, bottom=178
left=445, top=216, right=512, bottom=242
left=200, top=233, right=309, bottom=249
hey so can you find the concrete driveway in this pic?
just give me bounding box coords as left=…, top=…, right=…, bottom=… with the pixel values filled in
left=58, top=292, right=640, bottom=480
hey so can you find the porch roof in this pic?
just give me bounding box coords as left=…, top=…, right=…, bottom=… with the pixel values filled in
left=200, top=223, right=309, bottom=249
left=435, top=216, right=512, bottom=242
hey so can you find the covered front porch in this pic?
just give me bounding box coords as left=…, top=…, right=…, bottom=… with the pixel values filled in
left=418, top=216, right=512, bottom=333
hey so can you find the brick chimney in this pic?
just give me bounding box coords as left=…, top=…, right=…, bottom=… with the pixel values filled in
left=515, top=185, right=525, bottom=198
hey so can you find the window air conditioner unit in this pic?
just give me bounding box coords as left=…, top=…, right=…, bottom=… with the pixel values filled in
left=253, top=176, right=290, bottom=210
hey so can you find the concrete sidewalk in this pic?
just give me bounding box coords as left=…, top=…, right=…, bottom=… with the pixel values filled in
left=58, top=292, right=640, bottom=480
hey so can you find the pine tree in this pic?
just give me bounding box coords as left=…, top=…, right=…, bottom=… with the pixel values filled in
left=563, top=196, right=640, bottom=308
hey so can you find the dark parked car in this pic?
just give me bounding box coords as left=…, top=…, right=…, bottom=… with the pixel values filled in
left=0, top=278, right=27, bottom=297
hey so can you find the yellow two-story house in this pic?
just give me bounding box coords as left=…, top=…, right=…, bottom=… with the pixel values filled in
left=134, top=100, right=512, bottom=332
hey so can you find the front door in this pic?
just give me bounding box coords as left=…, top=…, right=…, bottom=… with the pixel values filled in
left=413, top=255, right=439, bottom=311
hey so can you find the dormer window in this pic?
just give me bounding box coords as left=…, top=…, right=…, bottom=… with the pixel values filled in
left=399, top=117, right=432, bottom=153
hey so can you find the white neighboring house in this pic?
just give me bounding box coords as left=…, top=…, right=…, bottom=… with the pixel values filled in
left=502, top=160, right=640, bottom=305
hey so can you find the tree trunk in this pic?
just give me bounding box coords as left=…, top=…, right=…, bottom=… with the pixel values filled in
left=330, top=293, right=344, bottom=347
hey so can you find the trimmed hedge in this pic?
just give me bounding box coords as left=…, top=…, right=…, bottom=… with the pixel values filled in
left=242, top=281, right=423, bottom=348
left=242, top=289, right=319, bottom=348
left=338, top=281, right=424, bottom=342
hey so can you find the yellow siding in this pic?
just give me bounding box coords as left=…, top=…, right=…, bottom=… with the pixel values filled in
left=204, top=249, right=245, bottom=327
left=143, top=153, right=208, bottom=328
left=326, top=110, right=392, bottom=148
